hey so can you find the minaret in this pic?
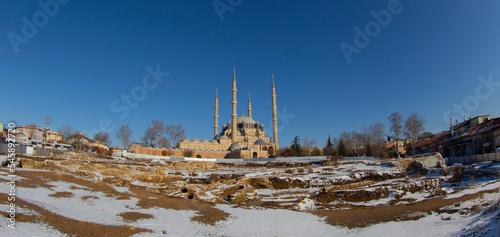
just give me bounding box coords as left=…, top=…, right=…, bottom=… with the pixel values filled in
left=231, top=67, right=238, bottom=143
left=214, top=88, right=219, bottom=138
left=271, top=75, right=278, bottom=149
left=247, top=93, right=252, bottom=118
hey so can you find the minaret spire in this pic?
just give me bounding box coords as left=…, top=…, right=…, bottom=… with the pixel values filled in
left=248, top=92, right=252, bottom=118
left=271, top=74, right=278, bottom=150
left=214, top=88, right=219, bottom=138
left=231, top=67, right=238, bottom=143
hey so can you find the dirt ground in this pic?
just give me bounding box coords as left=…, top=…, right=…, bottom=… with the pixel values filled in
left=0, top=192, right=153, bottom=237
left=1, top=168, right=231, bottom=236
left=312, top=187, right=500, bottom=228
left=2, top=154, right=500, bottom=236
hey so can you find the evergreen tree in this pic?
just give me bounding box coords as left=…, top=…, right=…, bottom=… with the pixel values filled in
left=291, top=136, right=303, bottom=156
left=323, top=135, right=335, bottom=156
left=337, top=139, right=347, bottom=157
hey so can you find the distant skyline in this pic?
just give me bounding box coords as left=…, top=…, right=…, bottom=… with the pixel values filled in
left=2, top=1, right=500, bottom=148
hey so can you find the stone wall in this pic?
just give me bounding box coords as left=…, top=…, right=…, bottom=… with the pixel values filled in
left=130, top=144, right=271, bottom=159
left=167, top=149, right=228, bottom=158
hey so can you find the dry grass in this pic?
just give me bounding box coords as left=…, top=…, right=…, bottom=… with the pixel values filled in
left=324, top=180, right=376, bottom=192
left=100, top=169, right=126, bottom=177
left=131, top=174, right=183, bottom=185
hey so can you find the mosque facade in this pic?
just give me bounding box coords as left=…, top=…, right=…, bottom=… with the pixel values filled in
left=177, top=68, right=279, bottom=158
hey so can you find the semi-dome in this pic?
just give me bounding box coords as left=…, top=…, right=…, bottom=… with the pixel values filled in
left=254, top=139, right=268, bottom=145
left=219, top=135, right=229, bottom=139
left=230, top=142, right=241, bottom=151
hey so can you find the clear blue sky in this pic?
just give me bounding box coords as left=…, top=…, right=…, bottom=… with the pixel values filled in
left=2, top=0, right=500, bottom=148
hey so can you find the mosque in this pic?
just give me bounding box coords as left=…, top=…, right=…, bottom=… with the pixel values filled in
left=177, top=68, right=279, bottom=158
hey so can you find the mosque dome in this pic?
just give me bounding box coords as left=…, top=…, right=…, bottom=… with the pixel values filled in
left=181, top=138, right=190, bottom=142
left=254, top=139, right=268, bottom=145
left=237, top=116, right=256, bottom=125
left=230, top=142, right=241, bottom=151
left=201, top=139, right=209, bottom=143
left=219, top=135, right=229, bottom=139
left=192, top=139, right=200, bottom=143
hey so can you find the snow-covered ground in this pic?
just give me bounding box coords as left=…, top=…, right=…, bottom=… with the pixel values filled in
left=1, top=155, right=500, bottom=236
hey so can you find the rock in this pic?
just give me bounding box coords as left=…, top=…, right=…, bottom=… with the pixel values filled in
left=395, top=153, right=447, bottom=170
left=406, top=161, right=428, bottom=175
left=248, top=177, right=273, bottom=189
left=321, top=157, right=339, bottom=166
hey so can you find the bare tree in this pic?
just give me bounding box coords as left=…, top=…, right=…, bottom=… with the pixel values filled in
left=44, top=115, right=52, bottom=128
left=403, top=113, right=426, bottom=156
left=165, top=124, right=185, bottom=147
left=58, top=125, right=74, bottom=141
left=94, top=132, right=111, bottom=147
left=279, top=145, right=297, bottom=157
left=301, top=137, right=317, bottom=156
left=141, top=120, right=165, bottom=147
left=23, top=123, right=37, bottom=140
left=362, top=122, right=385, bottom=145
left=302, top=137, right=317, bottom=148
left=141, top=128, right=154, bottom=147
left=351, top=131, right=365, bottom=156
left=361, top=122, right=387, bottom=158
left=159, top=136, right=171, bottom=149
left=388, top=112, right=403, bottom=158
left=310, top=147, right=322, bottom=156
left=116, top=125, right=132, bottom=150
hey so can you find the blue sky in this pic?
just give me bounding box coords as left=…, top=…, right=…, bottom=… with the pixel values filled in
left=2, top=0, right=500, bottom=148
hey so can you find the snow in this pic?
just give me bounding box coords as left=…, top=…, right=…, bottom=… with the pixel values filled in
left=7, top=181, right=140, bottom=225
left=1, top=158, right=500, bottom=236
left=2, top=176, right=499, bottom=237
left=297, top=198, right=317, bottom=211
left=0, top=155, right=8, bottom=164
left=445, top=179, right=500, bottom=199
left=0, top=217, right=65, bottom=236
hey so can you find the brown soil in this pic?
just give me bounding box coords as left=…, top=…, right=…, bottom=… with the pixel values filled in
left=11, top=155, right=500, bottom=232
left=119, top=212, right=154, bottom=222
left=70, top=185, right=93, bottom=191
left=131, top=188, right=230, bottom=226
left=13, top=168, right=231, bottom=227
left=315, top=187, right=390, bottom=203
left=81, top=195, right=99, bottom=200
left=0, top=193, right=152, bottom=237
left=49, top=191, right=74, bottom=198
left=312, top=185, right=500, bottom=228
left=16, top=170, right=131, bottom=200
